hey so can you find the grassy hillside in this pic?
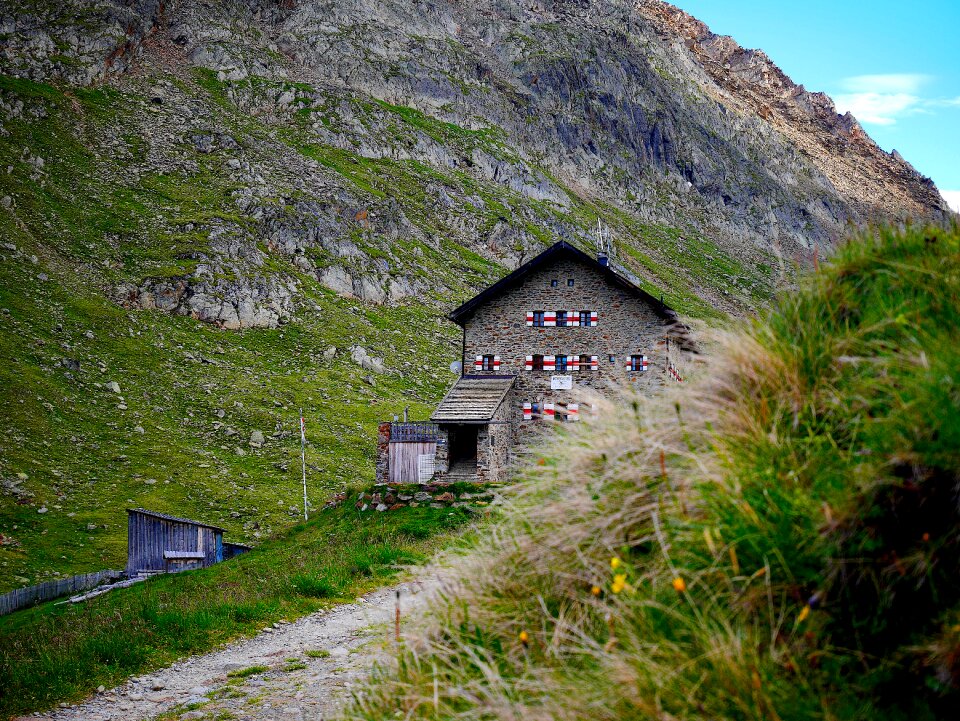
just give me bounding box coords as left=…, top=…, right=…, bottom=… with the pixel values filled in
left=0, top=63, right=779, bottom=593
left=344, top=223, right=960, bottom=720
left=0, top=499, right=474, bottom=717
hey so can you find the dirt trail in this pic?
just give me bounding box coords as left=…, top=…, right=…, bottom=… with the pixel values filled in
left=27, top=577, right=436, bottom=721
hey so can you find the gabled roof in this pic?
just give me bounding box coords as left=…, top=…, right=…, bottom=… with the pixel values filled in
left=448, top=241, right=680, bottom=326
left=431, top=375, right=516, bottom=423
left=127, top=508, right=225, bottom=533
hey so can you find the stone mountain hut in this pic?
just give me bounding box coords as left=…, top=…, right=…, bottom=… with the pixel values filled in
left=377, top=240, right=694, bottom=485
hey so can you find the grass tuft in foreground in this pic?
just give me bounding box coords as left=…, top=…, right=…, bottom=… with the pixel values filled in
left=342, top=222, right=960, bottom=721
left=0, top=501, right=474, bottom=717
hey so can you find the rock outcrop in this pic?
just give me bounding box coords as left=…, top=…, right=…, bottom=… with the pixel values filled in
left=0, top=0, right=947, bottom=326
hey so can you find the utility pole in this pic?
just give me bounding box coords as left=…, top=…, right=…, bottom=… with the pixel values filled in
left=299, top=408, right=308, bottom=521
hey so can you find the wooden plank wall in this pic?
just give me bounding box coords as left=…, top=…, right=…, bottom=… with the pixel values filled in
left=389, top=441, right=437, bottom=483
left=0, top=569, right=124, bottom=616
left=126, top=513, right=222, bottom=575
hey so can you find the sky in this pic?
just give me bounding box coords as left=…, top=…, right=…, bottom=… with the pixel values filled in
left=670, top=1, right=960, bottom=212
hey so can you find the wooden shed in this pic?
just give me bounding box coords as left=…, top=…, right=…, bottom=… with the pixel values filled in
left=126, top=508, right=248, bottom=576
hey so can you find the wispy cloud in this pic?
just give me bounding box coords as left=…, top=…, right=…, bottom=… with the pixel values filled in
left=833, top=73, right=959, bottom=125
left=941, top=190, right=960, bottom=214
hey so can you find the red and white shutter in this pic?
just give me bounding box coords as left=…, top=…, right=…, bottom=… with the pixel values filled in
left=590, top=311, right=598, bottom=327
left=569, top=309, right=580, bottom=327
left=544, top=311, right=557, bottom=327
left=475, top=355, right=483, bottom=371
left=522, top=402, right=532, bottom=420
left=493, top=355, right=501, bottom=371
left=525, top=355, right=533, bottom=371
left=570, top=355, right=580, bottom=371
left=544, top=402, right=555, bottom=419
left=625, top=357, right=633, bottom=370
left=568, top=403, right=579, bottom=421
left=544, top=355, right=556, bottom=371
left=669, top=362, right=683, bottom=383
left=526, top=311, right=534, bottom=327
left=641, top=355, right=648, bottom=372
left=590, top=355, right=599, bottom=371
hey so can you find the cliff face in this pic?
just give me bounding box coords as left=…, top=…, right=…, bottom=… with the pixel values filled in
left=638, top=1, right=944, bottom=222
left=0, top=0, right=946, bottom=325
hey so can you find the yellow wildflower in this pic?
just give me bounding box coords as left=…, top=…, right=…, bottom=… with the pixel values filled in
left=610, top=556, right=622, bottom=570
left=519, top=630, right=529, bottom=644
left=590, top=585, right=602, bottom=596
left=611, top=573, right=627, bottom=594
left=798, top=605, right=810, bottom=623
left=672, top=576, right=687, bottom=593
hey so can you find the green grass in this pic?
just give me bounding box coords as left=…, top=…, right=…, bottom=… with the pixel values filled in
left=0, top=500, right=474, bottom=717
left=342, top=223, right=960, bottom=721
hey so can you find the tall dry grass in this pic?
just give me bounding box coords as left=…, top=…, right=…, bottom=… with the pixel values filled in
left=343, top=223, right=960, bottom=721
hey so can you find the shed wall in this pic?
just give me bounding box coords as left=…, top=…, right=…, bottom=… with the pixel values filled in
left=126, top=513, right=221, bottom=575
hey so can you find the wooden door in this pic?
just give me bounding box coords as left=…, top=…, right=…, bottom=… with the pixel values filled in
left=389, top=441, right=437, bottom=483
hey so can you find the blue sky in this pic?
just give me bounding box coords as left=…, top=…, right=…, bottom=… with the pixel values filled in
left=670, top=1, right=960, bottom=212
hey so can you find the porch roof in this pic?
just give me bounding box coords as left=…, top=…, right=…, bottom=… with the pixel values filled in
left=431, top=375, right=515, bottom=423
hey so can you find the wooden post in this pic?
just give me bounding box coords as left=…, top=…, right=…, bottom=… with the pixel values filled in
left=395, top=589, right=401, bottom=643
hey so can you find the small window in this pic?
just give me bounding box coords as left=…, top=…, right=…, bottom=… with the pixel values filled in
left=580, top=311, right=591, bottom=326
left=556, top=354, right=568, bottom=373
left=556, top=310, right=567, bottom=327
left=567, top=278, right=575, bottom=287
left=481, top=355, right=496, bottom=371
left=532, top=354, right=545, bottom=371
left=532, top=402, right=541, bottom=417
left=550, top=279, right=558, bottom=287
left=579, top=354, right=591, bottom=371
left=609, top=355, right=616, bottom=363
left=533, top=311, right=546, bottom=327
left=629, top=355, right=647, bottom=372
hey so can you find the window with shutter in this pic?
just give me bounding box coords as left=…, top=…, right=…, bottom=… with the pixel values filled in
left=628, top=355, right=648, bottom=371
left=556, top=310, right=567, bottom=327
left=579, top=354, right=591, bottom=371
left=579, top=310, right=590, bottom=327
left=533, top=311, right=546, bottom=327
left=481, top=355, right=496, bottom=371
left=532, top=354, right=545, bottom=371
left=556, top=354, right=568, bottom=373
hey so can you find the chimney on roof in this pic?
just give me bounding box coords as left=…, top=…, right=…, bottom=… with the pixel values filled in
left=597, top=251, right=609, bottom=267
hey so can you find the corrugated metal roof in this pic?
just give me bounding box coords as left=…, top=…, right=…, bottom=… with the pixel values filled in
left=431, top=375, right=515, bottom=422
left=127, top=508, right=225, bottom=532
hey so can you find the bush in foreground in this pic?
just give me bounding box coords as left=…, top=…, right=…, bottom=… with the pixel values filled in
left=344, top=223, right=960, bottom=721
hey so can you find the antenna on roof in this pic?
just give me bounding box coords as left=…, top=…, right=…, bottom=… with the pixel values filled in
left=595, top=219, right=611, bottom=266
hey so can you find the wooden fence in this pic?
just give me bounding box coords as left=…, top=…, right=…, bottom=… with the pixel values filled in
left=0, top=569, right=124, bottom=616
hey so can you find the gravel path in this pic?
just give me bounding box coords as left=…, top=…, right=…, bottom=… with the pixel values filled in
left=26, top=577, right=437, bottom=721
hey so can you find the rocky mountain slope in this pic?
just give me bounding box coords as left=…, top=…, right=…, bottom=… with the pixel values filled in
left=0, top=0, right=946, bottom=592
